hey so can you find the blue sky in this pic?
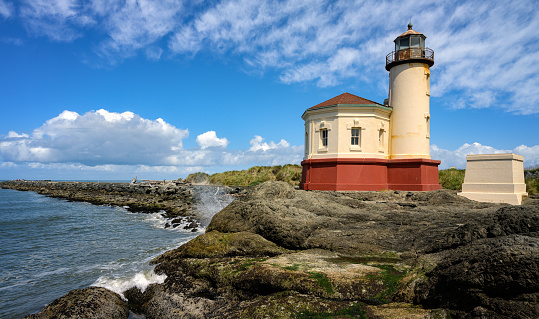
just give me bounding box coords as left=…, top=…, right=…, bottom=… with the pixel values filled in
left=0, top=0, right=538, bottom=180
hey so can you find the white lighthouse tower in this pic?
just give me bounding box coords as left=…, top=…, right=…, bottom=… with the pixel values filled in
left=386, top=22, right=434, bottom=159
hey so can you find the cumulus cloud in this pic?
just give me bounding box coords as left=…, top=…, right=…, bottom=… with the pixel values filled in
left=9, top=0, right=538, bottom=113
left=196, top=131, right=229, bottom=149
left=163, top=135, right=300, bottom=167
left=7, top=131, right=29, bottom=138
left=0, top=110, right=303, bottom=179
left=249, top=135, right=290, bottom=152
left=431, top=142, right=539, bottom=169
left=0, top=109, right=189, bottom=166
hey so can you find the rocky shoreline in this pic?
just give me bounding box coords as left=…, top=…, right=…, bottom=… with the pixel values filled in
left=0, top=180, right=244, bottom=231
left=3, top=181, right=539, bottom=318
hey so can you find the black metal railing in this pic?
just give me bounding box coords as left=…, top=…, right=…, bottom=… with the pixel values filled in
left=386, top=47, right=434, bottom=66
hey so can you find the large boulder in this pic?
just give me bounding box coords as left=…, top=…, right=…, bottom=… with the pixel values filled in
left=416, top=234, right=539, bottom=318
left=152, top=230, right=289, bottom=263
left=24, top=287, right=129, bottom=319
left=207, top=181, right=506, bottom=255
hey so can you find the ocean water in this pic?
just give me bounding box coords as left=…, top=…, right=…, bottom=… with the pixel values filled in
left=0, top=187, right=216, bottom=318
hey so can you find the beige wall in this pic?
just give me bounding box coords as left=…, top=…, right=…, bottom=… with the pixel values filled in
left=388, top=62, right=431, bottom=159
left=458, top=153, right=528, bottom=205
left=303, top=105, right=391, bottom=160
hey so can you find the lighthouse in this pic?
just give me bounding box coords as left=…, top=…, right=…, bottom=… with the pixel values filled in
left=300, top=25, right=441, bottom=191
left=386, top=22, right=434, bottom=159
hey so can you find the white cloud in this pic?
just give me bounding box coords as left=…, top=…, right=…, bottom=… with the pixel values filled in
left=168, top=0, right=538, bottom=114
left=196, top=131, right=229, bottom=149
left=249, top=135, right=290, bottom=152
left=162, top=134, right=300, bottom=168
left=11, top=0, right=538, bottom=114
left=0, top=111, right=303, bottom=179
left=431, top=142, right=539, bottom=169
left=0, top=161, right=16, bottom=168
left=7, top=131, right=29, bottom=138
left=0, top=109, right=189, bottom=166
left=145, top=46, right=163, bottom=61
left=97, top=0, right=184, bottom=59
left=0, top=0, right=13, bottom=18
left=19, top=0, right=91, bottom=41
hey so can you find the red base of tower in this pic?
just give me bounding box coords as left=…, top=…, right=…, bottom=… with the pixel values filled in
left=299, top=158, right=441, bottom=191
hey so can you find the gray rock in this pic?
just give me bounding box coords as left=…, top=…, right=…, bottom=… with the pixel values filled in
left=415, top=235, right=539, bottom=318
left=23, top=287, right=128, bottom=319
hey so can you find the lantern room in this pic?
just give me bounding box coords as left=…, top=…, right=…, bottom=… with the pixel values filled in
left=386, top=23, right=434, bottom=71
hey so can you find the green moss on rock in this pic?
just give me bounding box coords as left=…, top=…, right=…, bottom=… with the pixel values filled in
left=152, top=231, right=289, bottom=264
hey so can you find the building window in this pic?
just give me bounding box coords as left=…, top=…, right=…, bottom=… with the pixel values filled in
left=399, top=37, right=409, bottom=49
left=351, top=128, right=360, bottom=146
left=411, top=35, right=420, bottom=47
left=320, top=129, right=328, bottom=147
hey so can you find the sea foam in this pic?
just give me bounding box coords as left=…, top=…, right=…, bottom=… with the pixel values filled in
left=92, top=267, right=166, bottom=300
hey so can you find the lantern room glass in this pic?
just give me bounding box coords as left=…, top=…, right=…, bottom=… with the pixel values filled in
left=395, top=35, right=426, bottom=51
left=411, top=35, right=420, bottom=47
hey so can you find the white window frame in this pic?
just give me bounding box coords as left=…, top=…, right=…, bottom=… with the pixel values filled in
left=320, top=129, right=328, bottom=148
left=315, top=121, right=331, bottom=152
left=351, top=128, right=360, bottom=146
left=347, top=119, right=365, bottom=152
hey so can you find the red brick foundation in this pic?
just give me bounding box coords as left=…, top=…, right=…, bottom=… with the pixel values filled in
left=300, top=158, right=441, bottom=191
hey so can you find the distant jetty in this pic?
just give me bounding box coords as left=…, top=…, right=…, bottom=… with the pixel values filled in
left=0, top=180, right=246, bottom=231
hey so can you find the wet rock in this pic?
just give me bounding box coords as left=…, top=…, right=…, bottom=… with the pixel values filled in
left=415, top=235, right=539, bottom=318
left=124, top=286, right=155, bottom=315
left=153, top=230, right=289, bottom=263
left=23, top=287, right=128, bottom=319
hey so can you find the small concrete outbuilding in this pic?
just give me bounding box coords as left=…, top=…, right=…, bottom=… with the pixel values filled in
left=458, top=153, right=528, bottom=205
left=300, top=24, right=441, bottom=191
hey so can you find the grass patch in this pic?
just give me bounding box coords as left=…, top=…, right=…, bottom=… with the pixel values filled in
left=308, top=272, right=334, bottom=294
left=526, top=178, right=539, bottom=196
left=295, top=303, right=368, bottom=319
left=282, top=263, right=301, bottom=271
left=525, top=165, right=539, bottom=196
left=366, top=264, right=406, bottom=303
left=185, top=164, right=302, bottom=187
left=231, top=258, right=268, bottom=273
left=327, top=256, right=401, bottom=264
left=232, top=262, right=256, bottom=273
left=439, top=168, right=465, bottom=190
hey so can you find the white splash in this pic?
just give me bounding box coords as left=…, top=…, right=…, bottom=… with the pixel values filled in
left=92, top=268, right=166, bottom=300
left=192, top=186, right=235, bottom=226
